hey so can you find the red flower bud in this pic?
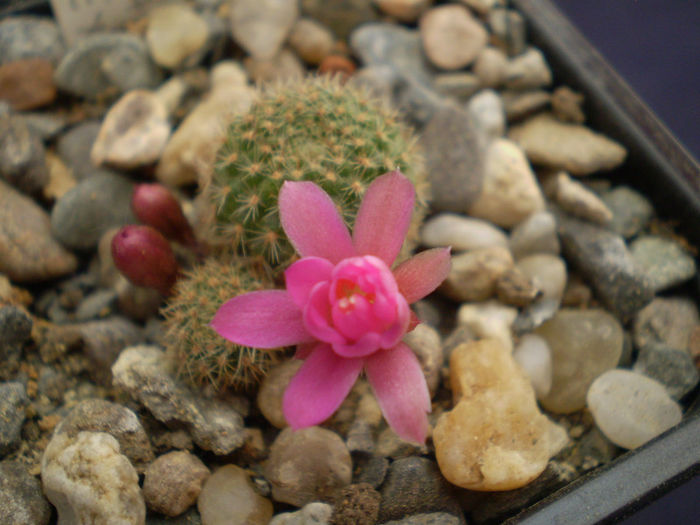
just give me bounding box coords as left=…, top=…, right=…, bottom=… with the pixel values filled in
left=131, top=183, right=196, bottom=247
left=111, top=225, right=179, bottom=296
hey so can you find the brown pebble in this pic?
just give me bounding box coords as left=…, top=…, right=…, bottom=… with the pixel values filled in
left=0, top=58, right=56, bottom=110
left=496, top=267, right=540, bottom=307
left=551, top=86, right=586, bottom=124
left=318, top=55, right=356, bottom=81
left=331, top=483, right=380, bottom=525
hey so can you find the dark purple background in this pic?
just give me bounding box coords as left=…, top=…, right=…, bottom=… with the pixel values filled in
left=553, top=0, right=700, bottom=161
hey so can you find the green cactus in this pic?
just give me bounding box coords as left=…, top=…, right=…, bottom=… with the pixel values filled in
left=162, top=257, right=281, bottom=392
left=199, top=76, right=429, bottom=274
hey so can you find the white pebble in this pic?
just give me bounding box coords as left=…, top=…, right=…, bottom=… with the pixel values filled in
left=513, top=334, right=552, bottom=399
left=516, top=254, right=567, bottom=303
left=421, top=213, right=508, bottom=252
left=587, top=369, right=682, bottom=449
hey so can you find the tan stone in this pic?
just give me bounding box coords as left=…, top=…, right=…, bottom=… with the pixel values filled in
left=434, top=339, right=568, bottom=491
left=440, top=245, right=514, bottom=302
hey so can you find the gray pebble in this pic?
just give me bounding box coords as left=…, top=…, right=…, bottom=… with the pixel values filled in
left=19, top=112, right=69, bottom=142
left=0, top=16, right=65, bottom=65
left=633, top=296, right=699, bottom=352
left=353, top=453, right=389, bottom=489
left=0, top=108, right=49, bottom=194
left=509, top=211, right=560, bottom=259
left=269, top=502, right=332, bottom=525
left=558, top=215, right=654, bottom=322
left=51, top=171, right=136, bottom=251
left=466, top=89, right=506, bottom=141
left=633, top=343, right=699, bottom=401
left=630, top=235, right=697, bottom=292
left=74, top=289, right=118, bottom=321
left=0, top=382, right=28, bottom=456
left=0, top=460, right=51, bottom=525
left=55, top=121, right=102, bottom=180
left=55, top=33, right=160, bottom=99
left=601, top=186, right=654, bottom=238
left=383, top=513, right=461, bottom=525
left=0, top=305, right=32, bottom=363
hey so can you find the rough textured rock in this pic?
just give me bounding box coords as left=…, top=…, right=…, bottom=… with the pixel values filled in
left=0, top=107, right=49, bottom=194
left=535, top=309, right=624, bottom=413
left=265, top=427, right=352, bottom=507
left=633, top=343, right=699, bottom=401
left=601, top=185, right=654, bottom=238
left=0, top=460, right=51, bottom=525
left=508, top=113, right=627, bottom=175
left=143, top=451, right=210, bottom=517
left=441, top=246, right=514, bottom=302
left=0, top=16, right=65, bottom=65
left=331, top=483, right=381, bottom=525
left=269, top=502, right=333, bottom=525
left=0, top=179, right=77, bottom=282
left=434, top=339, right=568, bottom=491
left=0, top=305, right=32, bottom=363
left=629, top=235, right=697, bottom=293
left=633, top=296, right=699, bottom=353
left=198, top=465, right=273, bottom=525
left=587, top=369, right=682, bottom=449
left=0, top=382, right=28, bottom=456
left=41, top=431, right=145, bottom=525
left=0, top=58, right=56, bottom=110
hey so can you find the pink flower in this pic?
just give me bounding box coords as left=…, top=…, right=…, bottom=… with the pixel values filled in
left=211, top=171, right=451, bottom=443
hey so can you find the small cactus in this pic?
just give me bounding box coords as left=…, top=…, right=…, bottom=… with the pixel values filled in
left=199, top=76, right=429, bottom=274
left=161, top=257, right=280, bottom=392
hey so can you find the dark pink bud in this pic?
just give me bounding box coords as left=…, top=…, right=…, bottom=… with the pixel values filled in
left=132, top=183, right=196, bottom=247
left=111, top=225, right=179, bottom=296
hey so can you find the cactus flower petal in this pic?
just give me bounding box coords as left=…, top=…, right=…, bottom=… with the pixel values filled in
left=393, top=247, right=452, bottom=304
left=353, top=170, right=416, bottom=266
left=211, top=290, right=314, bottom=348
left=283, top=343, right=364, bottom=429
left=365, top=342, right=431, bottom=444
left=284, top=256, right=334, bottom=308
left=279, top=180, right=355, bottom=264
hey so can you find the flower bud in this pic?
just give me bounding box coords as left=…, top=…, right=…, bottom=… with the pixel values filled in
left=111, top=225, right=179, bottom=296
left=131, top=183, right=196, bottom=247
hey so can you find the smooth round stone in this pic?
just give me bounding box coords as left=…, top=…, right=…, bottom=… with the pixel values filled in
left=473, top=46, right=508, bottom=88
left=513, top=334, right=552, bottom=399
left=600, top=186, right=654, bottom=239
left=288, top=17, right=334, bottom=65
left=633, top=296, right=699, bottom=352
left=419, top=5, right=488, bottom=70
left=375, top=0, right=433, bottom=23
left=630, top=235, right=697, bottom=293
left=502, top=89, right=551, bottom=121
left=143, top=451, right=210, bottom=517
left=0, top=110, right=49, bottom=194
left=535, top=309, right=624, bottom=413
left=147, top=4, right=210, bottom=69
left=515, top=253, right=566, bottom=303
left=433, top=72, right=481, bottom=100
left=503, top=48, right=552, bottom=90
left=442, top=246, right=514, bottom=302
left=55, top=33, right=161, bottom=99
left=467, top=89, right=505, bottom=140
left=421, top=213, right=508, bottom=252
left=551, top=171, right=613, bottom=225
left=434, top=339, right=568, bottom=491
left=244, top=48, right=305, bottom=84
left=468, top=138, right=545, bottom=228
left=508, top=113, right=627, bottom=175
left=55, top=121, right=102, bottom=180
left=198, top=465, right=273, bottom=525
left=256, top=359, right=302, bottom=428
left=633, top=343, right=699, bottom=401
left=0, top=57, right=56, bottom=111
left=587, top=369, right=682, bottom=449
left=230, top=0, right=299, bottom=60
left=509, top=211, right=560, bottom=260
left=0, top=16, right=65, bottom=65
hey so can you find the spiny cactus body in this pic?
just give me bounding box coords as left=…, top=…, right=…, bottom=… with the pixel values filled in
left=162, top=258, right=280, bottom=392
left=200, top=76, right=428, bottom=273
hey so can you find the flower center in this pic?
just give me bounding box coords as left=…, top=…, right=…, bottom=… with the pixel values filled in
left=335, top=278, right=375, bottom=312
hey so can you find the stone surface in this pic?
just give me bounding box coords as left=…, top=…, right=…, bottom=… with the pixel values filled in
left=244, top=47, right=305, bottom=84
left=0, top=16, right=65, bottom=65
left=383, top=514, right=460, bottom=525
left=51, top=399, right=154, bottom=472
left=404, top=323, right=443, bottom=397
left=0, top=305, right=32, bottom=363
left=551, top=86, right=586, bottom=124
left=630, top=235, right=697, bottom=292
left=433, top=72, right=480, bottom=100
left=55, top=32, right=160, bottom=99
left=230, top=0, right=299, bottom=60
left=509, top=113, right=627, bottom=175
left=419, top=5, right=487, bottom=70
left=378, top=457, right=464, bottom=523
left=257, top=359, right=303, bottom=428
left=50, top=171, right=136, bottom=250
left=513, top=333, right=552, bottom=399
left=269, top=502, right=333, bottom=525
left=535, top=309, right=624, bottom=413
left=496, top=266, right=540, bottom=307
left=434, top=339, right=568, bottom=491
left=441, top=246, right=514, bottom=302
left=633, top=296, right=699, bottom=352
left=0, top=460, right=51, bottom=525
left=143, top=451, right=210, bottom=517
left=198, top=465, right=273, bottom=525
left=44, top=151, right=77, bottom=201
left=587, top=369, right=682, bottom=449
left=509, top=211, right=560, bottom=260
left=41, top=430, right=145, bottom=525
left=0, top=382, right=28, bottom=455
left=457, top=300, right=518, bottom=354
left=600, top=185, right=654, bottom=238
left=468, top=138, right=545, bottom=228
left=515, top=253, right=567, bottom=304
left=78, top=316, right=143, bottom=384
left=467, top=89, right=506, bottom=141
left=0, top=179, right=78, bottom=282
left=302, top=0, right=380, bottom=41
left=550, top=171, right=613, bottom=225
left=0, top=58, right=56, bottom=110
left=265, top=426, right=352, bottom=506
left=147, top=3, right=209, bottom=69
left=331, top=483, right=381, bottom=525
left=421, top=213, right=508, bottom=253
left=502, top=89, right=551, bottom=121
left=558, top=215, right=654, bottom=322
left=157, top=62, right=256, bottom=187
left=472, top=46, right=508, bottom=89
left=91, top=90, right=171, bottom=169
left=419, top=105, right=485, bottom=212
left=112, top=346, right=246, bottom=455
left=0, top=108, right=49, bottom=194
left=503, top=47, right=551, bottom=90
left=55, top=121, right=102, bottom=180
left=288, top=17, right=335, bottom=65
left=633, top=343, right=699, bottom=401
left=374, top=0, right=432, bottom=23
left=489, top=8, right=527, bottom=57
